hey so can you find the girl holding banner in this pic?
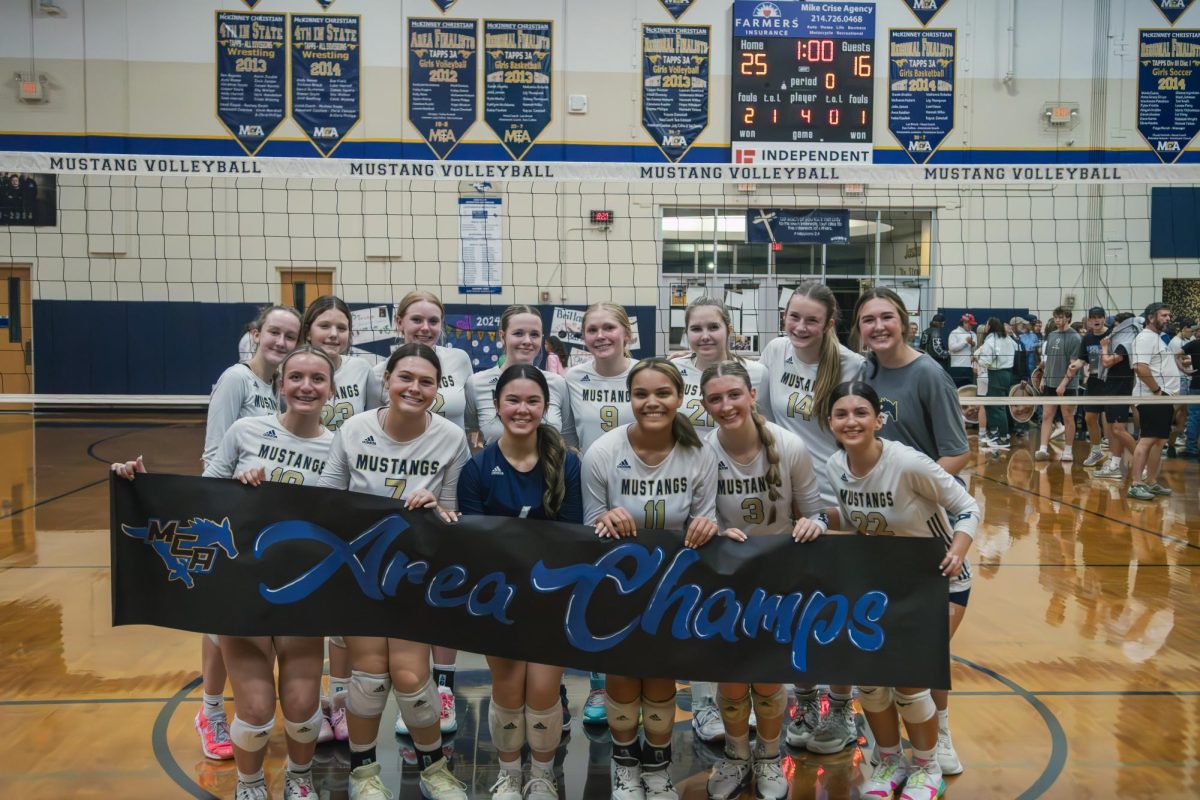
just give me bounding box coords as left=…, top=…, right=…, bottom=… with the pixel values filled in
left=581, top=358, right=718, bottom=800
left=458, top=364, right=583, bottom=800
left=318, top=342, right=471, bottom=800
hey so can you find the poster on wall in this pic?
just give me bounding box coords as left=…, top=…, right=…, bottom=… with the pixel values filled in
left=902, top=0, right=952, bottom=26
left=409, top=19, right=479, bottom=160
left=483, top=21, right=553, bottom=161
left=0, top=173, right=56, bottom=226
left=290, top=15, right=361, bottom=157
left=658, top=1, right=698, bottom=19
left=888, top=29, right=955, bottom=164
left=642, top=24, right=710, bottom=162
left=1152, top=0, right=1196, bottom=25
left=745, top=209, right=850, bottom=244
left=215, top=12, right=287, bottom=157
left=459, top=197, right=502, bottom=294
left=1137, top=29, right=1200, bottom=164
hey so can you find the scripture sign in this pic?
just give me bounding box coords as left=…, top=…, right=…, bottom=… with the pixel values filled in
left=111, top=474, right=951, bottom=687
left=745, top=208, right=851, bottom=244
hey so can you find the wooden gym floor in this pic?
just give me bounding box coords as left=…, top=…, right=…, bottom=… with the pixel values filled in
left=0, top=411, right=1197, bottom=799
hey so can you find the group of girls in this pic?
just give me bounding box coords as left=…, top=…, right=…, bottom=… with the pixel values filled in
left=114, top=283, right=979, bottom=800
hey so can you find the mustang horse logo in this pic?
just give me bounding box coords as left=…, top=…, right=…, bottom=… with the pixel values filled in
left=121, top=517, right=238, bottom=588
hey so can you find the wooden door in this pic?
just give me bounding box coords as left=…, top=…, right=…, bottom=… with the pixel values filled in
left=279, top=269, right=334, bottom=313
left=0, top=265, right=32, bottom=394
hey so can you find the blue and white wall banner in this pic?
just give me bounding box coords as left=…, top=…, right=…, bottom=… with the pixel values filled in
left=888, top=29, right=955, bottom=164
left=290, top=15, right=361, bottom=158
left=315, top=0, right=336, bottom=9
left=1152, top=0, right=1196, bottom=25
left=658, top=0, right=698, bottom=19
left=459, top=197, right=503, bottom=294
left=902, top=0, right=952, bottom=26
left=745, top=208, right=851, bottom=244
left=642, top=24, right=710, bottom=163
left=1137, top=29, right=1200, bottom=164
left=483, top=20, right=553, bottom=161
left=430, top=0, right=458, bottom=13
left=409, top=18, right=479, bottom=160
left=215, top=13, right=287, bottom=158
left=240, top=0, right=263, bottom=8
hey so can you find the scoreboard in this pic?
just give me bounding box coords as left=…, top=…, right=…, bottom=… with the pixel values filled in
left=731, top=1, right=876, bottom=164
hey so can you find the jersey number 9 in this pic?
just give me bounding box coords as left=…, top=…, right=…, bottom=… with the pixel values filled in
left=600, top=404, right=619, bottom=432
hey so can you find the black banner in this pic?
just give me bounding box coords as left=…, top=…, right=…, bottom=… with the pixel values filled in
left=659, top=0, right=698, bottom=19
left=290, top=15, right=361, bottom=157
left=111, top=474, right=951, bottom=688
left=1137, top=29, right=1200, bottom=164
left=642, top=24, right=710, bottom=162
left=903, top=0, right=952, bottom=26
left=483, top=21, right=553, bottom=161
left=409, top=18, right=479, bottom=160
left=216, top=12, right=287, bottom=157
left=1152, top=0, right=1196, bottom=25
left=888, top=29, right=956, bottom=164
left=0, top=173, right=56, bottom=226
left=745, top=208, right=850, bottom=244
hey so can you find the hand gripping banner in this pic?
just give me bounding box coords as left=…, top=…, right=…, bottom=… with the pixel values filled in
left=111, top=474, right=951, bottom=688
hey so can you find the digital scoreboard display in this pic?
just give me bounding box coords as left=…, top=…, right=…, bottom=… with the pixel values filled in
left=731, top=1, right=876, bottom=165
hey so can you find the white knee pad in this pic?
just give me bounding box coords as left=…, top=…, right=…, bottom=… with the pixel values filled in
left=525, top=704, right=562, bottom=753
left=346, top=670, right=391, bottom=718
left=394, top=676, right=440, bottom=730
left=857, top=686, right=895, bottom=714
left=895, top=690, right=936, bottom=726
left=283, top=707, right=324, bottom=744
left=750, top=686, right=787, bottom=721
left=328, top=636, right=346, bottom=649
left=641, top=695, right=676, bottom=739
left=605, top=695, right=641, bottom=729
left=488, top=701, right=526, bottom=752
left=229, top=715, right=274, bottom=753
left=717, top=690, right=751, bottom=727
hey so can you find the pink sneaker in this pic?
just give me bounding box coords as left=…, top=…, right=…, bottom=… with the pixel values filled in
left=317, top=704, right=335, bottom=744
left=195, top=708, right=234, bottom=760
left=331, top=705, right=349, bottom=741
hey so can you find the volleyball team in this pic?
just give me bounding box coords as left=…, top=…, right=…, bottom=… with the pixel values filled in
left=113, top=284, right=981, bottom=800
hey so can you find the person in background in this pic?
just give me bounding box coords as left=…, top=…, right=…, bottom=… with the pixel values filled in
left=237, top=321, right=257, bottom=363
left=1007, top=318, right=1032, bottom=437
left=907, top=321, right=920, bottom=348
left=544, top=335, right=568, bottom=376
left=1128, top=303, right=1178, bottom=500
left=1094, top=312, right=1140, bottom=480
left=1034, top=307, right=1084, bottom=462
left=1020, top=317, right=1042, bottom=378
left=1075, top=307, right=1112, bottom=468
left=975, top=317, right=1016, bottom=450
left=919, top=313, right=950, bottom=372
left=1167, top=318, right=1194, bottom=456
left=947, top=313, right=977, bottom=388
left=1179, top=322, right=1200, bottom=459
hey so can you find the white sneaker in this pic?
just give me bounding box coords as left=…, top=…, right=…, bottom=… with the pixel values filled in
left=1082, top=449, right=1106, bottom=467
left=690, top=698, right=724, bottom=743
left=610, top=761, right=644, bottom=800
left=236, top=780, right=269, bottom=800
left=806, top=699, right=856, bottom=754
left=1093, top=462, right=1123, bottom=479
left=860, top=756, right=908, bottom=799
left=489, top=770, right=522, bottom=800
left=640, top=767, right=678, bottom=800
left=706, top=755, right=751, bottom=800
left=936, top=726, right=964, bottom=775
left=419, top=757, right=467, bottom=800
left=524, top=768, right=558, bottom=800
left=1050, top=423, right=1065, bottom=441
left=751, top=744, right=788, bottom=800
left=284, top=771, right=317, bottom=800
left=784, top=695, right=822, bottom=748
left=1060, top=450, right=1074, bottom=463
left=1034, top=448, right=1050, bottom=461
left=349, top=763, right=394, bottom=800
left=899, top=759, right=946, bottom=800
left=439, top=686, right=459, bottom=734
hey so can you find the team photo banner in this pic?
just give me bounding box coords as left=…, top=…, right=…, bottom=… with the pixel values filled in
left=111, top=474, right=951, bottom=688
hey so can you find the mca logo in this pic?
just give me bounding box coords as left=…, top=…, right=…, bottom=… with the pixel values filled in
left=908, top=140, right=933, bottom=152
left=662, top=135, right=687, bottom=148
left=312, top=127, right=339, bottom=139
left=1157, top=141, right=1181, bottom=152
left=238, top=125, right=265, bottom=137
left=121, top=517, right=238, bottom=588
left=504, top=128, right=532, bottom=144
left=879, top=396, right=899, bottom=424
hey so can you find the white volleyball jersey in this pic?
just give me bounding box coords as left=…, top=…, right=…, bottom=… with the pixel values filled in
left=757, top=337, right=866, bottom=502
left=322, top=355, right=380, bottom=431
left=675, top=354, right=769, bottom=433
left=563, top=360, right=633, bottom=452
left=705, top=421, right=825, bottom=536
left=318, top=408, right=470, bottom=509
left=827, top=439, right=979, bottom=592
left=465, top=365, right=567, bottom=445
left=203, top=415, right=334, bottom=485
left=369, top=345, right=473, bottom=429
left=203, top=363, right=278, bottom=468
left=582, top=424, right=718, bottom=530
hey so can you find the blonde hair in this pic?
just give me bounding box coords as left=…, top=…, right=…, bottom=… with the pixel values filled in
left=277, top=345, right=338, bottom=402
left=394, top=291, right=445, bottom=344
left=627, top=358, right=702, bottom=449
left=701, top=361, right=781, bottom=513
left=582, top=302, right=634, bottom=358
left=499, top=304, right=543, bottom=359
left=787, top=283, right=842, bottom=429
left=683, top=296, right=742, bottom=363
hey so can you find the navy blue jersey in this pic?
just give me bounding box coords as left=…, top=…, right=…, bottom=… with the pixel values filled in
left=459, top=440, right=584, bottom=523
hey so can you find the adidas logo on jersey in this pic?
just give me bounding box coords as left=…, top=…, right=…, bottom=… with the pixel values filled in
left=785, top=355, right=794, bottom=364
left=489, top=376, right=499, bottom=384
left=502, top=722, right=518, bottom=729
left=841, top=472, right=850, bottom=482
left=263, top=429, right=278, bottom=439
left=491, top=466, right=504, bottom=476
left=580, top=374, right=591, bottom=382
left=718, top=460, right=729, bottom=470
left=617, top=459, right=632, bottom=470
left=362, top=435, right=377, bottom=445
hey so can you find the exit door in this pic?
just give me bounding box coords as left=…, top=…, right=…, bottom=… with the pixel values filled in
left=0, top=265, right=32, bottom=394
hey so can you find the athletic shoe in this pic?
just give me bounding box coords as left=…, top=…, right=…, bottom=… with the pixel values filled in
left=1060, top=450, right=1074, bottom=462
left=1034, top=448, right=1050, bottom=461
left=1082, top=450, right=1106, bottom=467
left=899, top=760, right=946, bottom=800
left=524, top=768, right=558, bottom=800
left=860, top=756, right=908, bottom=799
left=1093, top=462, right=1123, bottom=479
left=640, top=767, right=678, bottom=800
left=752, top=743, right=788, bottom=800
left=990, top=437, right=1010, bottom=451
left=1147, top=482, right=1173, bottom=496
left=610, top=761, right=644, bottom=800
left=706, top=754, right=751, bottom=800
left=1050, top=423, right=1065, bottom=441
left=560, top=682, right=572, bottom=730
left=806, top=700, right=856, bottom=754
left=978, top=435, right=993, bottom=449
left=195, top=709, right=234, bottom=760
left=236, top=780, right=269, bottom=800
left=419, top=757, right=467, bottom=800
left=785, top=694, right=822, bottom=748
left=331, top=705, right=349, bottom=741
left=690, top=697, right=724, bottom=743
left=584, top=673, right=608, bottom=726
left=936, top=727, right=963, bottom=776
left=488, top=770, right=522, bottom=800
left=439, top=686, right=458, bottom=734
left=284, top=770, right=317, bottom=800
left=1127, top=483, right=1155, bottom=500
left=318, top=701, right=335, bottom=745
left=1175, top=434, right=1187, bottom=448
left=349, top=763, right=394, bottom=800
left=395, top=711, right=410, bottom=736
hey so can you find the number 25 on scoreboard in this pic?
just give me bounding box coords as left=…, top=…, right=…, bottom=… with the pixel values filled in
left=739, top=52, right=767, bottom=76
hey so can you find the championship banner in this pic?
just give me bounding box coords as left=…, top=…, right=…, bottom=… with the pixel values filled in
left=642, top=24, right=711, bottom=163
left=745, top=208, right=851, bottom=244
left=290, top=15, right=361, bottom=158
left=1152, top=0, right=1196, bottom=25
left=409, top=18, right=479, bottom=160
left=1137, top=29, right=1200, bottom=164
left=430, top=0, right=457, bottom=12
left=215, top=12, right=287, bottom=157
left=483, top=21, right=553, bottom=161
left=658, top=0, right=698, bottom=19
left=888, top=29, right=956, bottom=164
left=111, top=474, right=952, bottom=688
left=902, top=0, right=952, bottom=26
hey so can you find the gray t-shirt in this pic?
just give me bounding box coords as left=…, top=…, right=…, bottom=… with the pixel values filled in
left=865, top=352, right=969, bottom=461
left=1043, top=329, right=1083, bottom=388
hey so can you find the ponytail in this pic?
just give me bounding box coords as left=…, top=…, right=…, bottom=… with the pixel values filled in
left=749, top=407, right=782, bottom=506
left=813, top=329, right=843, bottom=430
left=670, top=413, right=703, bottom=449
left=536, top=425, right=568, bottom=518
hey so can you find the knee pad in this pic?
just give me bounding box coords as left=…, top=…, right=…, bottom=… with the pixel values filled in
left=488, top=701, right=526, bottom=752
left=716, top=689, right=751, bottom=727
left=641, top=695, right=676, bottom=739
left=346, top=670, right=390, bottom=718
left=895, top=690, right=936, bottom=726
left=283, top=707, right=324, bottom=745
left=525, top=704, right=563, bottom=753
left=328, top=636, right=346, bottom=649
left=229, top=715, right=274, bottom=753
left=857, top=686, right=894, bottom=714
left=394, top=675, right=440, bottom=730
left=605, top=695, right=641, bottom=729
left=750, top=686, right=787, bottom=721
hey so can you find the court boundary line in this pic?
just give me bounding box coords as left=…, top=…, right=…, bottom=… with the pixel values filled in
left=153, top=676, right=213, bottom=799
